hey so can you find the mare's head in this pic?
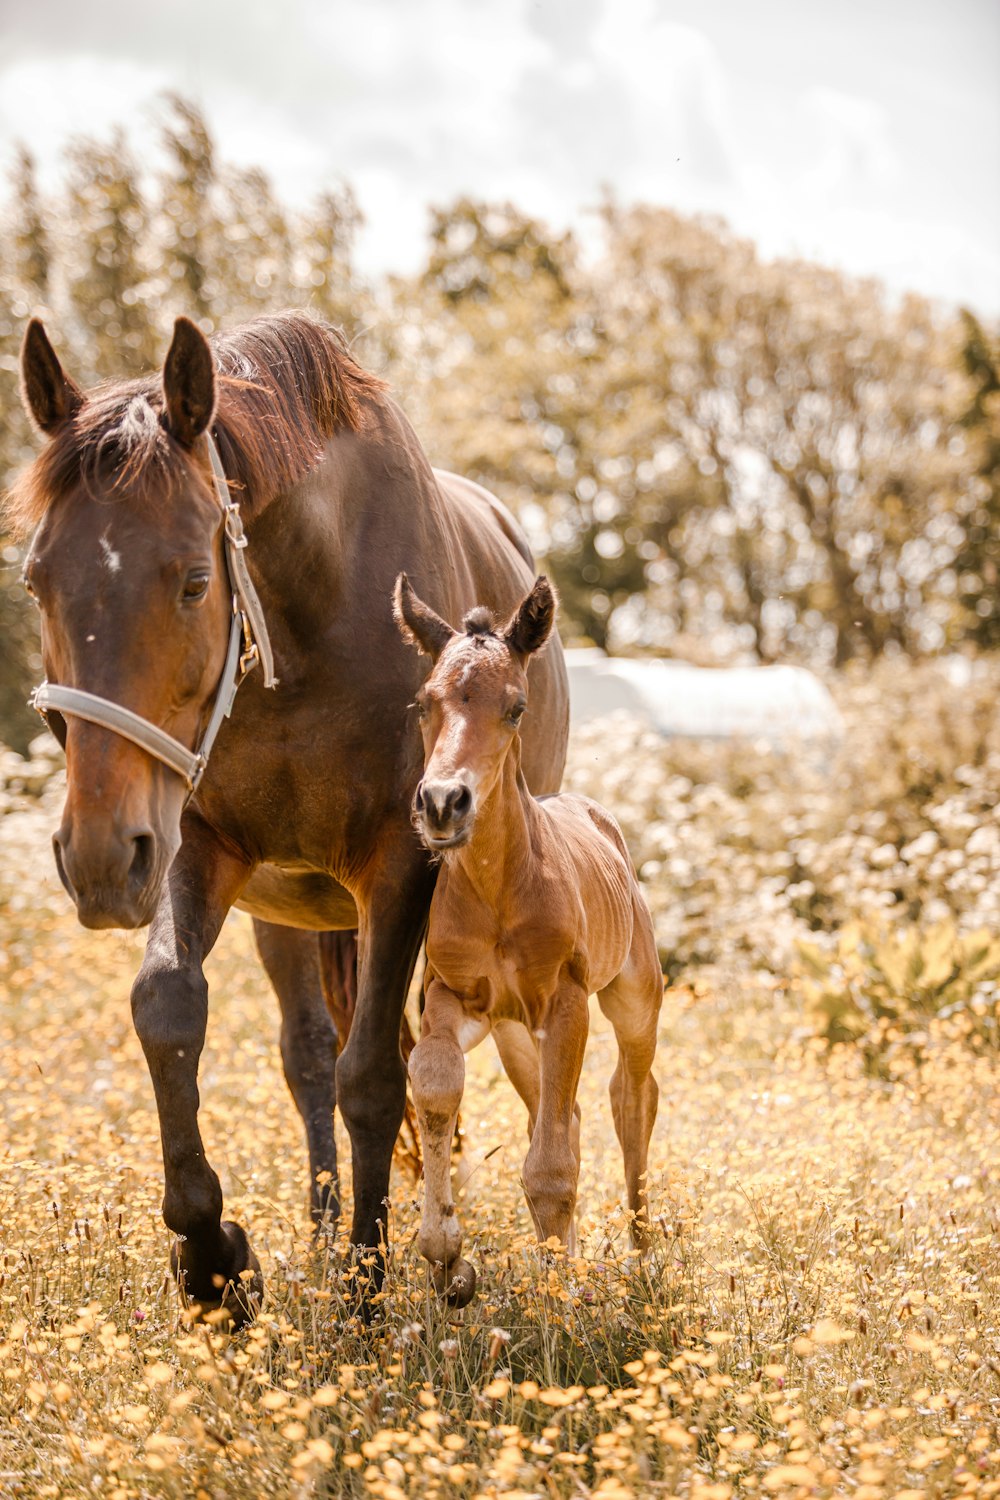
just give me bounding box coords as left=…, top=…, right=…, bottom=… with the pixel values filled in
left=394, top=573, right=556, bottom=851
left=12, top=317, right=232, bottom=928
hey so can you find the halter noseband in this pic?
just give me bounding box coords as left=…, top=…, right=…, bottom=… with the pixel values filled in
left=29, top=432, right=277, bottom=795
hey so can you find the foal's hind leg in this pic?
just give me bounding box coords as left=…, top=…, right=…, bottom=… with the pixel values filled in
left=494, top=1019, right=582, bottom=1254
left=408, top=978, right=478, bottom=1306
left=253, top=921, right=339, bottom=1231
left=597, top=915, right=662, bottom=1247
left=523, top=980, right=588, bottom=1248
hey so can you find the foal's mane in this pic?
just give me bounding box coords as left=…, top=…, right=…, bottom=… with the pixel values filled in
left=5, top=311, right=386, bottom=537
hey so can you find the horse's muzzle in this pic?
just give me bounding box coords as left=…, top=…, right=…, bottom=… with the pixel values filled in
left=414, top=777, right=474, bottom=851
left=53, top=819, right=163, bottom=929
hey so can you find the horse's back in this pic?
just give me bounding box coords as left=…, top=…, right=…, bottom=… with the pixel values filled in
left=431, top=468, right=570, bottom=798
left=432, top=469, right=534, bottom=571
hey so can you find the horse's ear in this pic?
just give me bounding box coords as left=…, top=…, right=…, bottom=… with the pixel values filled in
left=162, top=316, right=216, bottom=448
left=393, top=573, right=456, bottom=661
left=20, top=320, right=83, bottom=436
left=503, top=575, right=557, bottom=661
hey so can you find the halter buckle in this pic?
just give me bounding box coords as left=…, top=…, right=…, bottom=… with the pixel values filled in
left=224, top=503, right=248, bottom=549
left=188, top=752, right=210, bottom=793
left=238, top=610, right=259, bottom=678
left=239, top=641, right=260, bottom=678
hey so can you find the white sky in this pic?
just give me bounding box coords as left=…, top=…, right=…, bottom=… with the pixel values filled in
left=0, top=0, right=997, bottom=312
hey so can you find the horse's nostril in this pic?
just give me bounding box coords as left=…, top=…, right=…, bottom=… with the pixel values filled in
left=414, top=782, right=426, bottom=814
left=52, top=831, right=75, bottom=900
left=451, top=785, right=472, bottom=818
left=128, top=832, right=156, bottom=892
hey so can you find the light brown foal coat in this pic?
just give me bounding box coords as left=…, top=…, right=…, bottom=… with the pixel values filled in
left=399, top=576, right=662, bottom=1306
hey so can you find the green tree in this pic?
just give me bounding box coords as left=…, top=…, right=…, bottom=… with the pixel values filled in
left=158, top=94, right=216, bottom=322
left=64, top=130, right=158, bottom=378
left=952, top=310, right=1000, bottom=647
left=0, top=148, right=52, bottom=751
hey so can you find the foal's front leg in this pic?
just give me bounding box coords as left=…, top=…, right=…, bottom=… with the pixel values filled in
left=130, top=816, right=261, bottom=1326
left=408, top=977, right=478, bottom=1307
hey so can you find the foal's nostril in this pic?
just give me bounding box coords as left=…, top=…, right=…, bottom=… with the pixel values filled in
left=419, top=779, right=473, bottom=833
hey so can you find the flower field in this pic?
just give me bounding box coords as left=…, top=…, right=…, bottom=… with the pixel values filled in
left=1, top=663, right=999, bottom=1498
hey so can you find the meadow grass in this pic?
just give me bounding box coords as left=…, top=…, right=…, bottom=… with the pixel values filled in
left=1, top=779, right=999, bottom=1497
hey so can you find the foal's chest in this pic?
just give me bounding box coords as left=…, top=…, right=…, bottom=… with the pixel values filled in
left=426, top=903, right=566, bottom=1022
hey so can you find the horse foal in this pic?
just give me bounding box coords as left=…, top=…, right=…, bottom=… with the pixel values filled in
left=394, top=572, right=663, bottom=1305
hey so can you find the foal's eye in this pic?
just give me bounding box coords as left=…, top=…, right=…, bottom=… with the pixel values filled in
left=181, top=571, right=210, bottom=602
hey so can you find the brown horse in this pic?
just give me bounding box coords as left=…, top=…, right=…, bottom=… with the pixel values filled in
left=394, top=573, right=662, bottom=1306
left=9, top=311, right=569, bottom=1323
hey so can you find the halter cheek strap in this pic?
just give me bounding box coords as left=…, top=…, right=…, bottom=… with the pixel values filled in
left=29, top=431, right=277, bottom=795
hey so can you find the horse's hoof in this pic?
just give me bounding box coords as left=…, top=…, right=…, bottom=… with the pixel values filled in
left=432, top=1256, right=477, bottom=1308
left=170, top=1221, right=263, bottom=1330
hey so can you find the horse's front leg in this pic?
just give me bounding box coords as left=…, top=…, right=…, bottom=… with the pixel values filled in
left=409, top=977, right=477, bottom=1307
left=335, top=846, right=434, bottom=1277
left=130, top=815, right=261, bottom=1326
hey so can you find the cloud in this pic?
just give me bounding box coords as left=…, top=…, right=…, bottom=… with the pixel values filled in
left=800, top=85, right=898, bottom=197
left=0, top=0, right=995, bottom=309
left=0, top=54, right=171, bottom=184
left=588, top=5, right=736, bottom=194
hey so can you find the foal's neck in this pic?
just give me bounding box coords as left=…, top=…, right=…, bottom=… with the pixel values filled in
left=450, top=740, right=540, bottom=912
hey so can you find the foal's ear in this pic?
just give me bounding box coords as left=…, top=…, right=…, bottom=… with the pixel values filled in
left=20, top=320, right=84, bottom=436
left=503, top=575, right=557, bottom=661
left=393, top=573, right=456, bottom=661
left=162, top=316, right=216, bottom=448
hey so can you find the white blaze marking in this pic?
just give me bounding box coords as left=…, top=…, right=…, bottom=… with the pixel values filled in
left=99, top=533, right=121, bottom=574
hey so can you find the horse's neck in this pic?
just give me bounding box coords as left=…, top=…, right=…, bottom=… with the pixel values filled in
left=451, top=742, right=541, bottom=913
left=243, top=411, right=439, bottom=651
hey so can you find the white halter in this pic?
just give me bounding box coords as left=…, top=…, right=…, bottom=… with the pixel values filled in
left=30, top=432, right=277, bottom=795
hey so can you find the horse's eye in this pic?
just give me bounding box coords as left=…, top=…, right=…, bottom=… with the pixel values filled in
left=507, top=703, right=526, bottom=726
left=21, top=576, right=37, bottom=603
left=182, top=571, right=210, bottom=602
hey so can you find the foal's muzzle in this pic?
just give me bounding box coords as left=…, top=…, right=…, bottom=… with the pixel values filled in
left=414, top=777, right=474, bottom=850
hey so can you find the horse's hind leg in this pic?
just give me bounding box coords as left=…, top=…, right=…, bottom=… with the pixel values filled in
left=408, top=977, right=477, bottom=1306
left=253, top=921, right=339, bottom=1231
left=598, top=917, right=662, bottom=1247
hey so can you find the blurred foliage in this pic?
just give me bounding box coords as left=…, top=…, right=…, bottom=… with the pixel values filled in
left=406, top=201, right=993, bottom=661
left=562, top=658, right=1000, bottom=977
left=797, top=918, right=1000, bottom=1069
left=1, top=99, right=1000, bottom=746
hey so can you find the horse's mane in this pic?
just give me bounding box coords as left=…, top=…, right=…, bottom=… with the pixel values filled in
left=5, top=311, right=387, bottom=537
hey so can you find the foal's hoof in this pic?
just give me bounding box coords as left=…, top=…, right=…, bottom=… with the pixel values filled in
left=432, top=1256, right=477, bottom=1309
left=171, top=1221, right=264, bottom=1330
